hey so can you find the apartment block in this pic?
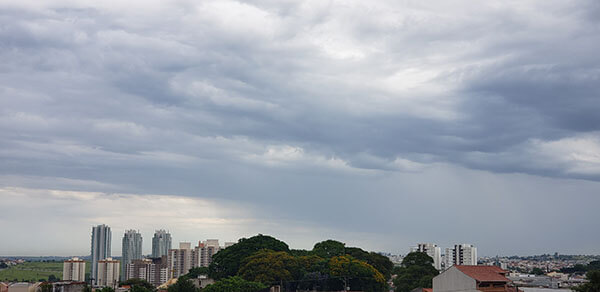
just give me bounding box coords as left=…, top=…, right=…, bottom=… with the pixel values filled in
left=97, top=258, right=120, bottom=288
left=411, top=243, right=442, bottom=270
left=62, top=257, right=86, bottom=282
left=445, top=244, right=478, bottom=268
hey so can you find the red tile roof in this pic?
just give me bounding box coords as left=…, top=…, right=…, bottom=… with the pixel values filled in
left=423, top=288, right=433, bottom=292
left=455, top=265, right=510, bottom=282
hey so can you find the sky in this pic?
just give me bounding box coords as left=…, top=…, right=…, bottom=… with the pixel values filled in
left=1, top=0, right=600, bottom=257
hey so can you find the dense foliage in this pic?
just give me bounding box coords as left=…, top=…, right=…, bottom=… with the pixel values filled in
left=574, top=270, right=600, bottom=292
left=120, top=278, right=155, bottom=291
left=312, top=240, right=346, bottom=258
left=202, top=276, right=268, bottom=292
left=184, top=267, right=210, bottom=279
left=167, top=277, right=199, bottom=292
left=204, top=235, right=391, bottom=292
left=393, top=252, right=439, bottom=292
left=208, top=234, right=289, bottom=280
left=562, top=261, right=600, bottom=275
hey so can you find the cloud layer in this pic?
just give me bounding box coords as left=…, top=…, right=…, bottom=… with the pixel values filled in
left=1, top=0, right=600, bottom=256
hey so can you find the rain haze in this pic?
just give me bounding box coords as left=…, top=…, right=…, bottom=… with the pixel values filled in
left=1, top=0, right=600, bottom=257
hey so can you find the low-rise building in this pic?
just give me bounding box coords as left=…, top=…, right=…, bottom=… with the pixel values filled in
left=6, top=282, right=41, bottom=292
left=433, top=265, right=519, bottom=292
left=49, top=281, right=86, bottom=292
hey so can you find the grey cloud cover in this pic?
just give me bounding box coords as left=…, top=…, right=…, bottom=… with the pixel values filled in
left=1, top=0, right=599, bottom=255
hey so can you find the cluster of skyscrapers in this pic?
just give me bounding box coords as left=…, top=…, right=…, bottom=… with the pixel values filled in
left=64, top=224, right=234, bottom=288
left=411, top=243, right=478, bottom=270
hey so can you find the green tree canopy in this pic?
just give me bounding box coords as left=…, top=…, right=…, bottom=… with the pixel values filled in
left=202, top=276, right=267, bottom=292
left=184, top=267, right=209, bottom=279
left=120, top=278, right=154, bottom=291
left=401, top=252, right=434, bottom=267
left=574, top=270, right=600, bottom=292
left=312, top=240, right=345, bottom=258
left=289, top=249, right=311, bottom=257
left=48, top=274, right=59, bottom=282
left=393, top=252, right=439, bottom=292
left=345, top=247, right=394, bottom=280
left=97, top=287, right=115, bottom=292
left=327, top=255, right=386, bottom=292
left=167, top=277, right=198, bottom=292
left=531, top=267, right=545, bottom=275
left=208, top=234, right=289, bottom=280
left=238, top=250, right=298, bottom=284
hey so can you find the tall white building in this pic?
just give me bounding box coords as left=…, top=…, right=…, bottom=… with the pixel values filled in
left=152, top=230, right=172, bottom=258
left=193, top=240, right=220, bottom=267
left=167, top=242, right=194, bottom=278
left=63, top=258, right=86, bottom=282
left=97, top=258, right=120, bottom=288
left=121, top=230, right=143, bottom=281
left=91, top=224, right=111, bottom=285
left=445, top=244, right=477, bottom=268
left=411, top=243, right=442, bottom=270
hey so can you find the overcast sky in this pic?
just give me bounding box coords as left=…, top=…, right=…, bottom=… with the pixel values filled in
left=1, top=0, right=600, bottom=257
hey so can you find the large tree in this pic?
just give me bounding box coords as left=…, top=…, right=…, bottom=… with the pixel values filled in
left=238, top=250, right=298, bottom=284
left=574, top=270, right=600, bottom=292
left=202, top=276, right=267, bottom=292
left=312, top=240, right=346, bottom=258
left=393, top=252, right=439, bottom=292
left=167, top=277, right=198, bottom=292
left=208, top=234, right=289, bottom=279
left=345, top=247, right=394, bottom=280
left=327, top=255, right=387, bottom=292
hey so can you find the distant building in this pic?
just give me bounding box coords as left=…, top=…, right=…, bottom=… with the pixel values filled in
left=434, top=265, right=519, bottom=292
left=125, top=257, right=169, bottom=287
left=167, top=242, right=194, bottom=278
left=411, top=243, right=442, bottom=270
left=193, top=240, right=220, bottom=267
left=445, top=244, right=477, bottom=268
left=63, top=257, right=86, bottom=282
left=6, top=282, right=41, bottom=292
left=48, top=281, right=86, bottom=292
left=152, top=230, right=172, bottom=258
left=190, top=275, right=215, bottom=289
left=121, top=230, right=143, bottom=281
left=97, top=258, right=120, bottom=288
left=91, top=224, right=111, bottom=285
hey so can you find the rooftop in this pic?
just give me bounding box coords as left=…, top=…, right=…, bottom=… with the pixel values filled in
left=455, top=265, right=510, bottom=282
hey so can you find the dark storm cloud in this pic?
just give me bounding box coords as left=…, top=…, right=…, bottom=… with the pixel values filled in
left=1, top=0, right=600, bottom=255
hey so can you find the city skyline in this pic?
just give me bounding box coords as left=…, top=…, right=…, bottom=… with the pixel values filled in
left=1, top=0, right=600, bottom=258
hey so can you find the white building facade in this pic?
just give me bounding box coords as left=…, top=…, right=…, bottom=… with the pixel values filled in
left=97, top=258, right=120, bottom=288
left=167, top=242, right=194, bottom=278
left=63, top=258, right=86, bottom=282
left=194, top=240, right=220, bottom=267
left=445, top=244, right=477, bottom=268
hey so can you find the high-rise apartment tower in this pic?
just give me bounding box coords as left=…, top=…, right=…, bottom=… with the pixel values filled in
left=152, top=230, right=172, bottom=258
left=444, top=244, right=477, bottom=268
left=91, top=224, right=111, bottom=285
left=121, top=230, right=143, bottom=280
